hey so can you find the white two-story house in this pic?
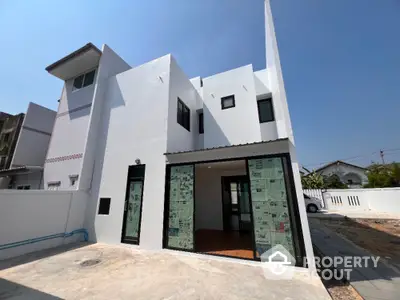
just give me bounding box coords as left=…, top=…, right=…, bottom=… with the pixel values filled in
left=43, top=0, right=313, bottom=268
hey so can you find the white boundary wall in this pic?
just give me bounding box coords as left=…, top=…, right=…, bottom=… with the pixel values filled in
left=0, top=190, right=88, bottom=260
left=304, top=188, right=400, bottom=214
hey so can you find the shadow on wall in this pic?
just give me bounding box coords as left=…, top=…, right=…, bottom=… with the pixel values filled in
left=68, top=106, right=92, bottom=121
left=84, top=77, right=126, bottom=242
left=202, top=103, right=230, bottom=148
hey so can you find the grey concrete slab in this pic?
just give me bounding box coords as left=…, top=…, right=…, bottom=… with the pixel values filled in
left=309, top=218, right=400, bottom=300
left=0, top=243, right=331, bottom=300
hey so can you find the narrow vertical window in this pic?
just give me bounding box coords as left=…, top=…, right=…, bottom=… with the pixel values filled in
left=198, top=112, right=204, bottom=134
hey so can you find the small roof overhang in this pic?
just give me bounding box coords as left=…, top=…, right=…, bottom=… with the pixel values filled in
left=0, top=166, right=43, bottom=177
left=164, top=138, right=290, bottom=165
left=45, top=43, right=102, bottom=80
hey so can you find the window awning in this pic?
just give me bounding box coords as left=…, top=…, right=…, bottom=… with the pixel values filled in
left=0, top=166, right=43, bottom=177
left=45, top=43, right=102, bottom=81
left=164, top=138, right=290, bottom=164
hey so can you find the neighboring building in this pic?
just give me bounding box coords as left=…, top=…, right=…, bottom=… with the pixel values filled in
left=0, top=103, right=56, bottom=189
left=314, top=160, right=368, bottom=188
left=0, top=112, right=24, bottom=171
left=42, top=0, right=314, bottom=267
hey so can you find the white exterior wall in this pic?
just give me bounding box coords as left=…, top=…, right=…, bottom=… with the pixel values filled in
left=254, top=69, right=279, bottom=141
left=89, top=55, right=171, bottom=250
left=12, top=172, right=43, bottom=189
left=195, top=165, right=246, bottom=231
left=0, top=190, right=88, bottom=260
left=202, top=65, right=262, bottom=148
left=265, top=0, right=293, bottom=142
left=79, top=45, right=131, bottom=192
left=324, top=188, right=400, bottom=214
left=166, top=57, right=199, bottom=153
left=11, top=102, right=56, bottom=168
left=44, top=70, right=96, bottom=190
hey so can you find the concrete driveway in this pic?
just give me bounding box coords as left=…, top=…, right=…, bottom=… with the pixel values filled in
left=0, top=243, right=330, bottom=300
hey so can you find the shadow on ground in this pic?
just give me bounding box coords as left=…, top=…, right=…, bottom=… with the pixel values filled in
left=0, top=278, right=63, bottom=300
left=0, top=242, right=91, bottom=271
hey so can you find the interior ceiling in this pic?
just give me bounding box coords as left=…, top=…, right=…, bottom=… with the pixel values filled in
left=196, top=160, right=246, bottom=170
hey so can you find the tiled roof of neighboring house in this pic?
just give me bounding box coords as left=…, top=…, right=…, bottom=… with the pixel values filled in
left=314, top=160, right=367, bottom=173
left=164, top=138, right=288, bottom=155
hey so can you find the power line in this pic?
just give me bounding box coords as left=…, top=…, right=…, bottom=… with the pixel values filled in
left=303, top=147, right=400, bottom=168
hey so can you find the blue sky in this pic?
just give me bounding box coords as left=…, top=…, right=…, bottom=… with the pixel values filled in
left=0, top=0, right=398, bottom=167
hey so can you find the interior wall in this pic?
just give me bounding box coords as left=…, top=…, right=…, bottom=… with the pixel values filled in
left=195, top=161, right=246, bottom=231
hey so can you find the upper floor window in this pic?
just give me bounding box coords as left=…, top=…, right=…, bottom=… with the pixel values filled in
left=257, top=98, right=274, bottom=123
left=177, top=98, right=190, bottom=131
left=198, top=112, right=204, bottom=134
left=221, top=95, right=235, bottom=110
left=72, top=69, right=96, bottom=91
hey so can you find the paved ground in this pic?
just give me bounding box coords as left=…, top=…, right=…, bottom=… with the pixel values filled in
left=0, top=243, right=330, bottom=300
left=308, top=211, right=400, bottom=220
left=310, top=218, right=400, bottom=300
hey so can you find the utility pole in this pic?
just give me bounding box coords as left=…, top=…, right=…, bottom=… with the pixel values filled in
left=380, top=150, right=385, bottom=164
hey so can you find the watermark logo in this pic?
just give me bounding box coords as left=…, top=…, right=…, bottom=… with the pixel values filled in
left=260, top=244, right=380, bottom=281
left=260, top=244, right=296, bottom=280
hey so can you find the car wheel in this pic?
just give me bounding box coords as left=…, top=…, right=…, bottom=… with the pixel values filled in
left=307, top=204, right=318, bottom=213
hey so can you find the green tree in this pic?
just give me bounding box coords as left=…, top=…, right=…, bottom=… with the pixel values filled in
left=301, top=171, right=324, bottom=189
left=323, top=174, right=347, bottom=189
left=364, top=163, right=400, bottom=188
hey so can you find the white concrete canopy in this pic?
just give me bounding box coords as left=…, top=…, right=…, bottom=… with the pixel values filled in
left=45, top=43, right=101, bottom=80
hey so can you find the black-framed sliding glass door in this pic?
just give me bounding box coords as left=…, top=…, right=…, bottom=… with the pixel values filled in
left=247, top=155, right=304, bottom=264
left=121, top=165, right=145, bottom=245
left=163, top=164, right=195, bottom=251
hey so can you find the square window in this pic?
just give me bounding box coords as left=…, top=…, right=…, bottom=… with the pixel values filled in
left=98, top=198, right=111, bottom=215
left=257, top=98, right=274, bottom=123
left=47, top=181, right=60, bottom=190
left=177, top=98, right=190, bottom=131
left=83, top=70, right=96, bottom=87
left=221, top=95, right=235, bottom=110
left=73, top=74, right=84, bottom=90
left=69, top=175, right=79, bottom=187
left=198, top=112, right=204, bottom=134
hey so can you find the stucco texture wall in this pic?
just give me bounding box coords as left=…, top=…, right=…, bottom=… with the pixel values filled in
left=0, top=190, right=88, bottom=260
left=89, top=55, right=171, bottom=251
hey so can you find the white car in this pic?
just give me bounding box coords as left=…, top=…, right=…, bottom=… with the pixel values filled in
left=303, top=193, right=323, bottom=213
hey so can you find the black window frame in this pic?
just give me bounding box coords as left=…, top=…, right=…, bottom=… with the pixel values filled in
left=73, top=69, right=96, bottom=91
left=198, top=112, right=204, bottom=134
left=177, top=98, right=190, bottom=131
left=221, top=95, right=235, bottom=110
left=257, top=98, right=275, bottom=123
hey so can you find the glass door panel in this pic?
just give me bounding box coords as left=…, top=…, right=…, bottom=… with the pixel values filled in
left=165, top=165, right=194, bottom=250
left=248, top=157, right=296, bottom=259
left=122, top=180, right=143, bottom=244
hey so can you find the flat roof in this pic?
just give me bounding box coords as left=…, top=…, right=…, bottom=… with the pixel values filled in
left=45, top=43, right=101, bottom=72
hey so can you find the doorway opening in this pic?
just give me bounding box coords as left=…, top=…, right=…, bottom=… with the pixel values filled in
left=194, top=160, right=254, bottom=259
left=162, top=154, right=306, bottom=265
